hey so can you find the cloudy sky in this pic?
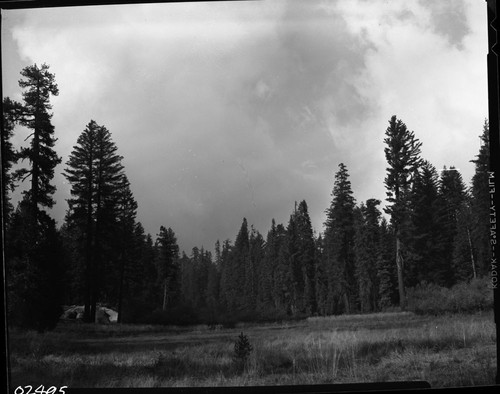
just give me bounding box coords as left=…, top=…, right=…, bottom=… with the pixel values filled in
left=2, top=0, right=488, bottom=254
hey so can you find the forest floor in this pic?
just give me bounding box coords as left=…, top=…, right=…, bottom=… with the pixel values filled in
left=8, top=311, right=497, bottom=389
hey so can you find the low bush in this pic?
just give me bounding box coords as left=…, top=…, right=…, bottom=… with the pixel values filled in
left=407, top=277, right=493, bottom=315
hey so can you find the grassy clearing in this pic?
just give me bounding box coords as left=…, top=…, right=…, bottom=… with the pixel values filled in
left=8, top=311, right=496, bottom=388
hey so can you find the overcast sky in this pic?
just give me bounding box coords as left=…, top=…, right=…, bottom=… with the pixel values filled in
left=2, top=0, right=488, bottom=254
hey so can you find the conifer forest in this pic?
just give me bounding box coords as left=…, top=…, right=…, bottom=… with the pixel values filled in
left=3, top=63, right=493, bottom=331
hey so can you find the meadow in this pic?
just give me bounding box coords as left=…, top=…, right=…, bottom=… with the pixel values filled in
left=8, top=311, right=497, bottom=389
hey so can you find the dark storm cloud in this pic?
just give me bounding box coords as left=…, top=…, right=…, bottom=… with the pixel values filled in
left=248, top=1, right=374, bottom=140
left=113, top=0, right=378, bottom=251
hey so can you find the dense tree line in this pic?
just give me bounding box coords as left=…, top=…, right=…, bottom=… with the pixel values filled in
left=3, top=64, right=493, bottom=330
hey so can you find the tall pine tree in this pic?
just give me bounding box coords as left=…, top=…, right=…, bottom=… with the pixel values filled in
left=64, top=120, right=125, bottom=322
left=438, top=166, right=469, bottom=285
left=295, top=200, right=317, bottom=315
left=383, top=115, right=422, bottom=309
left=470, top=120, right=491, bottom=276
left=156, top=226, right=180, bottom=311
left=354, top=199, right=382, bottom=313
left=406, top=160, right=444, bottom=286
left=324, top=163, right=357, bottom=315
left=14, top=64, right=61, bottom=213
left=7, top=64, right=63, bottom=331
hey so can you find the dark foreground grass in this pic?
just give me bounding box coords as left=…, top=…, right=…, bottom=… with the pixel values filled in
left=8, top=311, right=496, bottom=388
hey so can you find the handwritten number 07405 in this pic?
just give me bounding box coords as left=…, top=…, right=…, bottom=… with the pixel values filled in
left=14, top=386, right=67, bottom=394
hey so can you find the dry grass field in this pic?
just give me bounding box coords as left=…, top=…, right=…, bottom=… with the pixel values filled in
left=8, top=311, right=497, bottom=389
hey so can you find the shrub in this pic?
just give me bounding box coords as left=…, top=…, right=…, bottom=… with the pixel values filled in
left=407, top=277, right=493, bottom=315
left=233, top=332, right=253, bottom=373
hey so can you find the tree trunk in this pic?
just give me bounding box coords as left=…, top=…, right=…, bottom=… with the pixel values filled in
left=91, top=157, right=103, bottom=323
left=162, top=278, right=168, bottom=311
left=31, top=84, right=41, bottom=214
left=83, top=142, right=94, bottom=323
left=117, top=254, right=125, bottom=323
left=343, top=291, right=350, bottom=314
left=83, top=234, right=92, bottom=322
left=396, top=236, right=407, bottom=310
left=466, top=226, right=477, bottom=279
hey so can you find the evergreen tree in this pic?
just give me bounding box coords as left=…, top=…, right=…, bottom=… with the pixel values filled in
left=7, top=201, right=64, bottom=332
left=141, top=232, right=160, bottom=308
left=274, top=223, right=291, bottom=315
left=406, top=160, right=444, bottom=286
left=470, top=120, right=491, bottom=276
left=2, top=97, right=24, bottom=221
left=354, top=199, right=382, bottom=312
left=285, top=209, right=303, bottom=315
left=114, top=176, right=138, bottom=322
left=6, top=64, right=63, bottom=331
left=59, top=221, right=85, bottom=306
left=257, top=220, right=278, bottom=315
left=14, top=63, right=61, bottom=213
left=376, top=218, right=398, bottom=309
left=438, top=166, right=468, bottom=285
left=247, top=227, right=264, bottom=317
left=180, top=251, right=195, bottom=308
left=198, top=247, right=212, bottom=310
left=64, top=120, right=125, bottom=322
left=383, top=115, right=422, bottom=309
left=218, top=239, right=233, bottom=312
left=295, top=200, right=317, bottom=314
left=156, top=226, right=180, bottom=311
left=206, top=255, right=221, bottom=321
left=315, top=233, right=328, bottom=315
left=324, top=163, right=357, bottom=314
left=121, top=224, right=159, bottom=322
left=232, top=218, right=250, bottom=316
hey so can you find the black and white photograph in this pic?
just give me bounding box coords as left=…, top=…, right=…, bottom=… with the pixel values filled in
left=2, top=0, right=497, bottom=390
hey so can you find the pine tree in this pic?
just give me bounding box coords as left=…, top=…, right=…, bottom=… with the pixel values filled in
left=206, top=256, right=221, bottom=321
left=247, top=227, right=264, bottom=317
left=232, top=218, right=250, bottom=316
left=257, top=220, right=277, bottom=315
left=354, top=199, right=382, bottom=313
left=470, top=120, right=491, bottom=276
left=274, top=223, right=292, bottom=315
left=156, top=226, right=180, bottom=311
left=295, top=200, right=317, bottom=314
left=315, top=233, right=328, bottom=315
left=6, top=203, right=64, bottom=331
left=180, top=251, right=195, bottom=308
left=261, top=221, right=288, bottom=316
left=64, top=120, right=125, bottom=322
left=14, top=63, right=61, bottom=213
left=218, top=239, right=234, bottom=313
left=2, top=97, right=24, bottom=222
left=6, top=64, right=63, bottom=331
left=376, top=218, right=398, bottom=309
left=286, top=209, right=302, bottom=315
left=383, top=115, right=422, bottom=309
left=324, top=163, right=357, bottom=314
left=115, top=176, right=138, bottom=322
left=437, top=166, right=468, bottom=285
left=406, top=160, right=444, bottom=286
left=140, top=231, right=160, bottom=309
left=119, top=223, right=159, bottom=322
